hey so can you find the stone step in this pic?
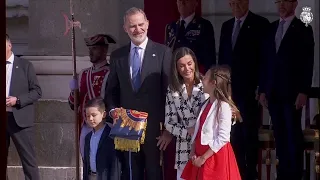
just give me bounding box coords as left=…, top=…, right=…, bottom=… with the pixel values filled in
left=7, top=100, right=83, bottom=180
left=7, top=166, right=83, bottom=180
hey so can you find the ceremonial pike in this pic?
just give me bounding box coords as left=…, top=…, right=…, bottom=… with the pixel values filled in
left=62, top=0, right=81, bottom=179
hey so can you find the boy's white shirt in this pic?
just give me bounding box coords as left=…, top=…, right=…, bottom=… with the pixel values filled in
left=191, top=100, right=232, bottom=153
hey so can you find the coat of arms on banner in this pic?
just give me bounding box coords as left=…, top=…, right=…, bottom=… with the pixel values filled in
left=300, top=6, right=313, bottom=27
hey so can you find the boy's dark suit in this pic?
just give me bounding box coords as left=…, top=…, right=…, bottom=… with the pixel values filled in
left=259, top=17, right=314, bottom=179
left=83, top=124, right=121, bottom=180
left=218, top=11, right=269, bottom=180
left=6, top=56, right=42, bottom=180
left=105, top=39, right=171, bottom=180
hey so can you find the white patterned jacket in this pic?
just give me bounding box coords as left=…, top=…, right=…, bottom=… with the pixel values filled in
left=164, top=82, right=209, bottom=169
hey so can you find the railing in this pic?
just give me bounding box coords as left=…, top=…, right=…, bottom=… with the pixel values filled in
left=258, top=87, right=320, bottom=180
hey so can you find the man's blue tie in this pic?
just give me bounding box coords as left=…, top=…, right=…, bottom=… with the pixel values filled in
left=232, top=19, right=241, bottom=49
left=131, top=47, right=141, bottom=91
left=275, top=20, right=286, bottom=52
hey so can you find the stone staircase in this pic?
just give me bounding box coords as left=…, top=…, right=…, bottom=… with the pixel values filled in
left=7, top=100, right=82, bottom=180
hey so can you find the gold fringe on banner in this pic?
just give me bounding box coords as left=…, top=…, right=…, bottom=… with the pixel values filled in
left=114, top=137, right=141, bottom=152
left=114, top=125, right=147, bottom=152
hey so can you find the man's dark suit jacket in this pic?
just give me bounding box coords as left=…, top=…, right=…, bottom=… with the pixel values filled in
left=83, top=125, right=121, bottom=180
left=9, top=56, right=42, bottom=127
left=218, top=11, right=270, bottom=100
left=259, top=17, right=314, bottom=100
left=105, top=39, right=171, bottom=141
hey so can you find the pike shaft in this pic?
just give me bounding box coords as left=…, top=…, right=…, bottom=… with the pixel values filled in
left=71, top=13, right=80, bottom=180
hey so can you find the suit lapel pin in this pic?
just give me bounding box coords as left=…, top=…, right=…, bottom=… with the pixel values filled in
left=152, top=54, right=156, bottom=57
left=248, top=26, right=250, bottom=28
left=16, top=66, right=18, bottom=68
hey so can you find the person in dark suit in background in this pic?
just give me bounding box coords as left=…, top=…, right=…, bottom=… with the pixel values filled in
left=83, top=98, right=121, bottom=180
left=165, top=0, right=216, bottom=75
left=218, top=0, right=269, bottom=179
left=259, top=0, right=314, bottom=179
left=259, top=0, right=315, bottom=180
left=105, top=7, right=172, bottom=180
left=6, top=34, right=42, bottom=180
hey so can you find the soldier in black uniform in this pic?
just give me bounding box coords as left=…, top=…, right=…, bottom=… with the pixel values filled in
left=164, top=0, right=216, bottom=75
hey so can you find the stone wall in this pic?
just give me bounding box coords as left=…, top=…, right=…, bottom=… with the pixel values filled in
left=7, top=0, right=145, bottom=179
left=7, top=100, right=81, bottom=180
left=25, top=0, right=145, bottom=56
left=6, top=0, right=29, bottom=56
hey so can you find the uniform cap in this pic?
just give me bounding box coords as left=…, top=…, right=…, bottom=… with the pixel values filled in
left=84, top=34, right=116, bottom=46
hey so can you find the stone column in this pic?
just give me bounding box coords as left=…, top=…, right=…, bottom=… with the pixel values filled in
left=6, top=0, right=29, bottom=55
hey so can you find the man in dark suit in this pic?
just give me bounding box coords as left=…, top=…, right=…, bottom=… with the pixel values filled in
left=259, top=0, right=314, bottom=179
left=6, top=34, right=42, bottom=180
left=165, top=0, right=216, bottom=74
left=105, top=7, right=172, bottom=180
left=218, top=0, right=269, bottom=179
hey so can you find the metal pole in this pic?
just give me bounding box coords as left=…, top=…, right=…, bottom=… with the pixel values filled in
left=69, top=0, right=80, bottom=179
left=71, top=14, right=80, bottom=180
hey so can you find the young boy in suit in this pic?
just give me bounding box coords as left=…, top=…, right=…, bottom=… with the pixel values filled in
left=83, top=97, right=121, bottom=180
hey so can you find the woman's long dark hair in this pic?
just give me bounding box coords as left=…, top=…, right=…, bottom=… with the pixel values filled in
left=169, top=47, right=201, bottom=92
left=208, top=65, right=241, bottom=122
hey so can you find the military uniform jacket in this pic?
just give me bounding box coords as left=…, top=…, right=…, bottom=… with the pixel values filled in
left=68, top=62, right=110, bottom=126
left=165, top=16, right=216, bottom=73
left=164, top=82, right=209, bottom=169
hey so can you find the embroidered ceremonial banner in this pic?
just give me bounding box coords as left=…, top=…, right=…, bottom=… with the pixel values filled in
left=109, top=108, right=148, bottom=152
